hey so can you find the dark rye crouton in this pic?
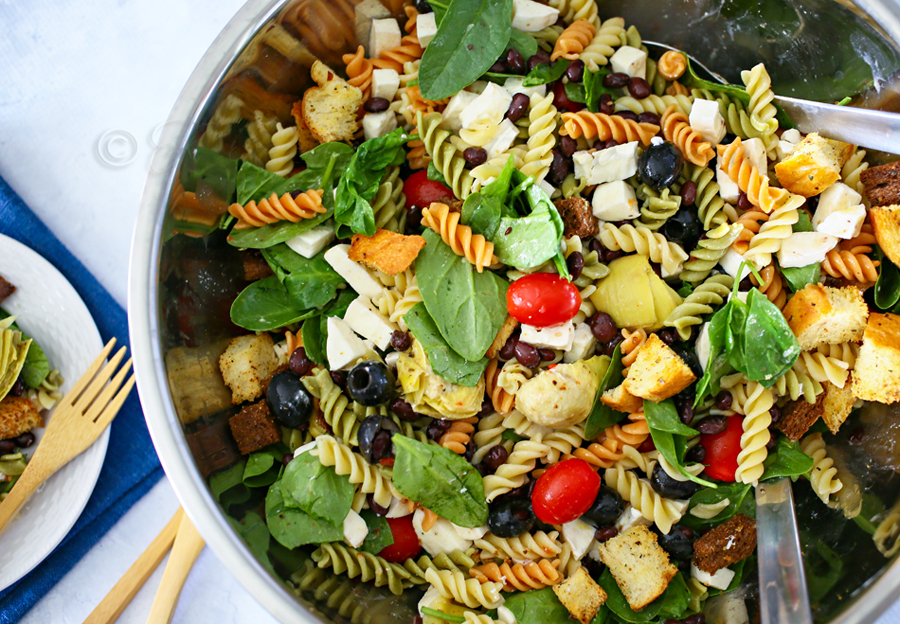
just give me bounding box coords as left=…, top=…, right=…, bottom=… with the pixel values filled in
left=774, top=393, right=825, bottom=441
left=554, top=197, right=599, bottom=238
left=241, top=250, right=274, bottom=281
left=228, top=400, right=281, bottom=455
left=692, top=514, right=757, bottom=574
left=861, top=160, right=900, bottom=207
left=0, top=276, right=14, bottom=305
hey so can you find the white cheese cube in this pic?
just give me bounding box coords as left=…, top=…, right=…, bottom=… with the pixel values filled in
left=326, top=316, right=370, bottom=370
left=716, top=155, right=741, bottom=204
left=742, top=137, right=768, bottom=174
left=460, top=82, right=512, bottom=129
left=609, top=46, right=647, bottom=79
left=615, top=505, right=653, bottom=531
left=695, top=323, right=711, bottom=371
left=440, top=90, right=479, bottom=132
left=588, top=141, right=640, bottom=184
left=344, top=296, right=399, bottom=350
left=343, top=509, right=368, bottom=548
left=324, top=244, right=384, bottom=298
left=369, top=18, right=401, bottom=59
left=728, top=290, right=749, bottom=304
left=776, top=128, right=803, bottom=162
left=363, top=110, right=398, bottom=140
left=573, top=150, right=594, bottom=181
left=371, top=68, right=400, bottom=101
left=689, top=98, right=726, bottom=145
left=591, top=180, right=640, bottom=221
left=561, top=518, right=596, bottom=560
left=413, top=509, right=473, bottom=556
left=503, top=77, right=547, bottom=100
left=813, top=182, right=866, bottom=239
left=777, top=231, right=838, bottom=268
left=452, top=524, right=489, bottom=540
left=512, top=0, right=560, bottom=32
left=285, top=223, right=334, bottom=259
left=416, top=12, right=438, bottom=47
left=538, top=179, right=556, bottom=198
left=484, top=119, right=519, bottom=160
left=719, top=248, right=752, bottom=282
left=520, top=320, right=575, bottom=350
left=691, top=563, right=736, bottom=591
left=564, top=323, right=597, bottom=363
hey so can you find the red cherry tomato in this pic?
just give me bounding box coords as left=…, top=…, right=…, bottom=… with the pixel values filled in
left=552, top=80, right=584, bottom=113
left=700, top=415, right=744, bottom=482
left=404, top=170, right=453, bottom=210
left=378, top=515, right=421, bottom=562
left=507, top=273, right=582, bottom=327
left=531, top=458, right=601, bottom=525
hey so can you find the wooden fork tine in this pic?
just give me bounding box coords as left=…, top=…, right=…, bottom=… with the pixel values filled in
left=83, top=360, right=133, bottom=424
left=60, top=338, right=117, bottom=409
left=72, top=346, right=128, bottom=414
left=90, top=374, right=135, bottom=432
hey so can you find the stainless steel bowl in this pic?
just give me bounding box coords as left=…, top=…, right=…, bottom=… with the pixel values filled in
left=129, top=1, right=900, bottom=622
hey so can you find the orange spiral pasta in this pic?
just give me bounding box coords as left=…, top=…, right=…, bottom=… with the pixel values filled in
left=471, top=560, right=561, bottom=592
left=419, top=506, right=439, bottom=532
left=560, top=111, right=659, bottom=145
left=551, top=20, right=596, bottom=61
left=732, top=209, right=769, bottom=255
left=716, top=137, right=788, bottom=213
left=407, top=136, right=431, bottom=170
left=661, top=105, right=714, bottom=166
left=602, top=412, right=650, bottom=449
left=229, top=189, right=326, bottom=229
left=570, top=438, right=624, bottom=469
left=421, top=202, right=498, bottom=272
left=407, top=85, right=450, bottom=114
left=657, top=51, right=687, bottom=81
left=840, top=221, right=876, bottom=249
left=403, top=5, right=420, bottom=43
left=440, top=417, right=478, bottom=455
left=284, top=330, right=302, bottom=357
left=619, top=328, right=647, bottom=375
left=485, top=358, right=515, bottom=414
left=822, top=247, right=880, bottom=282
left=343, top=45, right=373, bottom=101
left=666, top=81, right=690, bottom=97
left=751, top=265, right=787, bottom=310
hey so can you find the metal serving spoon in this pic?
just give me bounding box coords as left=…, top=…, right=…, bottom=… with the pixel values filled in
left=645, top=40, right=900, bottom=154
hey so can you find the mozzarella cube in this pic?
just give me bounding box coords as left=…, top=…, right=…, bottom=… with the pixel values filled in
left=538, top=179, right=556, bottom=198
left=343, top=509, right=368, bottom=548
left=363, top=110, right=398, bottom=140
left=440, top=90, right=479, bottom=132
left=610, top=46, right=647, bottom=79
left=716, top=155, right=741, bottom=204
left=719, top=248, right=752, bottom=282
left=512, top=0, right=560, bottom=32
left=285, top=223, right=334, bottom=259
left=452, top=524, right=489, bottom=540
left=416, top=12, right=438, bottom=47
left=695, top=323, right=711, bottom=371
left=591, top=180, right=640, bottom=221
left=520, top=320, right=575, bottom=350
left=776, top=128, right=803, bottom=162
left=372, top=68, right=400, bottom=101
left=561, top=518, right=596, bottom=560
left=344, top=296, right=399, bottom=350
left=813, top=182, right=866, bottom=239
left=564, top=323, right=597, bottom=363
left=589, top=141, right=640, bottom=184
left=460, top=82, right=512, bottom=129
left=689, top=98, right=726, bottom=145
left=484, top=119, right=519, bottom=160
left=413, top=509, right=473, bottom=556
left=326, top=316, right=370, bottom=370
left=503, top=77, right=547, bottom=100
left=777, top=231, right=838, bottom=268
left=691, top=563, right=736, bottom=591
left=742, top=137, right=768, bottom=173
left=615, top=505, right=653, bottom=531
left=573, top=150, right=594, bottom=181
left=369, top=18, right=401, bottom=59
left=324, top=244, right=383, bottom=298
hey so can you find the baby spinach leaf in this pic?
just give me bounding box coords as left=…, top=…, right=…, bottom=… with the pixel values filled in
left=227, top=210, right=332, bottom=249
left=681, top=483, right=753, bottom=530
left=761, top=437, right=814, bottom=481
left=522, top=59, right=569, bottom=87
left=404, top=303, right=490, bottom=387
left=242, top=445, right=286, bottom=488
left=209, top=461, right=250, bottom=513
left=281, top=451, right=355, bottom=525
left=228, top=511, right=273, bottom=574
left=415, top=229, right=509, bottom=361
left=737, top=288, right=800, bottom=386
left=0, top=312, right=51, bottom=388
left=644, top=400, right=715, bottom=488
left=583, top=68, right=614, bottom=112
left=236, top=161, right=290, bottom=206
left=782, top=263, right=821, bottom=293
left=392, top=436, right=488, bottom=527
left=359, top=510, right=394, bottom=555
left=643, top=399, right=698, bottom=437
left=564, top=81, right=586, bottom=104
left=508, top=30, right=538, bottom=59
left=263, top=245, right=345, bottom=311
left=301, top=142, right=355, bottom=171
left=504, top=587, right=570, bottom=624
left=875, top=248, right=900, bottom=310
left=265, top=484, right=344, bottom=549
left=598, top=569, right=690, bottom=623
left=302, top=315, right=328, bottom=367
left=584, top=347, right=623, bottom=440
left=230, top=276, right=314, bottom=331
left=418, top=0, right=514, bottom=100
left=182, top=146, right=239, bottom=201
left=694, top=302, right=734, bottom=406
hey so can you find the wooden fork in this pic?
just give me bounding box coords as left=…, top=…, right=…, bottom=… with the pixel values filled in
left=0, top=338, right=135, bottom=535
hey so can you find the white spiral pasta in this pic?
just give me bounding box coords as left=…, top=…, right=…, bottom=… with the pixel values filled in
left=311, top=435, right=397, bottom=507
left=614, top=94, right=692, bottom=116
left=732, top=382, right=773, bottom=485
left=548, top=0, right=600, bottom=29
left=604, top=465, right=686, bottom=534
left=424, top=568, right=504, bottom=610
left=472, top=148, right=526, bottom=191
left=580, top=16, right=625, bottom=70
left=474, top=530, right=563, bottom=561
left=483, top=437, right=549, bottom=502
left=241, top=109, right=278, bottom=166
left=598, top=223, right=689, bottom=277
left=497, top=361, right=534, bottom=397
left=772, top=366, right=824, bottom=404
left=874, top=499, right=900, bottom=558
left=800, top=434, right=843, bottom=506
left=740, top=63, right=779, bottom=137
left=198, top=94, right=244, bottom=152
left=743, top=192, right=803, bottom=269
left=472, top=413, right=513, bottom=465
left=794, top=351, right=852, bottom=388
left=266, top=122, right=299, bottom=177
left=520, top=93, right=557, bottom=184
left=842, top=148, right=869, bottom=202
left=815, top=342, right=859, bottom=371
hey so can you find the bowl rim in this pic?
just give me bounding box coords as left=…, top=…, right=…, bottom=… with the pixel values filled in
left=128, top=1, right=900, bottom=623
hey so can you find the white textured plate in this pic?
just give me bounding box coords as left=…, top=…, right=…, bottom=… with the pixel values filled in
left=0, top=233, right=107, bottom=591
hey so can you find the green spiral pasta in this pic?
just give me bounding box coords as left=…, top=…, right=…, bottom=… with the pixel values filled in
left=302, top=368, right=386, bottom=446
left=614, top=94, right=693, bottom=116
left=680, top=222, right=743, bottom=283
left=417, top=111, right=474, bottom=199
left=372, top=166, right=407, bottom=232
left=682, top=162, right=732, bottom=230
left=664, top=274, right=734, bottom=339
left=311, top=542, right=421, bottom=595
left=403, top=550, right=477, bottom=582
left=636, top=184, right=682, bottom=230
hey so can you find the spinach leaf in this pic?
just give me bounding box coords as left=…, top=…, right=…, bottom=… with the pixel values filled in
left=359, top=510, right=394, bottom=555
left=415, top=229, right=509, bottom=361
left=227, top=210, right=332, bottom=249
left=522, top=59, right=569, bottom=87
left=737, top=288, right=800, bottom=386
left=795, top=210, right=814, bottom=232
left=782, top=263, right=821, bottom=293
left=236, top=161, right=291, bottom=206
left=230, top=276, right=313, bottom=331
left=508, top=30, right=538, bottom=59
left=875, top=248, right=900, bottom=310
left=228, top=511, right=273, bottom=574
left=0, top=311, right=50, bottom=388
left=644, top=400, right=715, bottom=488
left=804, top=541, right=844, bottom=605
left=681, top=483, right=753, bottom=530
left=643, top=398, right=698, bottom=437
left=504, top=587, right=570, bottom=624
left=583, top=68, right=614, bottom=112
left=263, top=245, right=344, bottom=310
left=209, top=461, right=251, bottom=513
left=242, top=445, right=285, bottom=488
left=392, top=436, right=488, bottom=527
left=427, top=161, right=448, bottom=185
left=301, top=142, right=355, bottom=171
left=418, top=0, right=514, bottom=101
left=598, top=569, right=690, bottom=623
left=302, top=315, right=328, bottom=367
left=564, top=81, right=586, bottom=104
left=694, top=301, right=734, bottom=406
left=265, top=484, right=344, bottom=549
left=761, top=436, right=814, bottom=481
left=404, top=303, right=490, bottom=386
left=182, top=146, right=239, bottom=201
left=281, top=451, right=355, bottom=524
left=584, top=347, right=623, bottom=439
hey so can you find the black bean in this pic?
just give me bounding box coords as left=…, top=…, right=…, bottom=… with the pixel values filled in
left=589, top=312, right=617, bottom=342
left=528, top=50, right=551, bottom=71
left=565, top=59, right=585, bottom=83
left=615, top=110, right=639, bottom=122
left=506, top=481, right=535, bottom=499
left=603, top=72, right=629, bottom=89
left=426, top=418, right=452, bottom=441
left=658, top=328, right=677, bottom=345
left=678, top=399, right=695, bottom=425
left=489, top=60, right=507, bottom=73
left=604, top=333, right=625, bottom=357
left=595, top=526, right=619, bottom=542
left=628, top=77, right=651, bottom=99
left=364, top=97, right=390, bottom=113
left=476, top=397, right=494, bottom=418
left=390, top=330, right=412, bottom=351
left=602, top=139, right=618, bottom=150
left=463, top=146, right=487, bottom=167
left=369, top=494, right=390, bottom=516
left=697, top=416, right=728, bottom=435
left=507, top=48, right=526, bottom=74
left=637, top=112, right=661, bottom=126
left=715, top=391, right=733, bottom=411
left=506, top=93, right=530, bottom=122
left=602, top=249, right=624, bottom=263
left=414, top=0, right=433, bottom=13
left=0, top=440, right=15, bottom=454
left=406, top=204, right=423, bottom=230
left=681, top=180, right=698, bottom=206
left=282, top=452, right=294, bottom=467
left=769, top=405, right=782, bottom=425
left=413, top=616, right=424, bottom=624
left=289, top=347, right=313, bottom=377
left=514, top=341, right=541, bottom=369
left=589, top=238, right=603, bottom=257
left=766, top=436, right=777, bottom=451
left=598, top=93, right=614, bottom=115
left=548, top=150, right=569, bottom=185
left=391, top=398, right=419, bottom=422
left=539, top=348, right=557, bottom=361
left=14, top=431, right=35, bottom=448
left=483, top=446, right=509, bottom=472
left=567, top=251, right=584, bottom=280
left=559, top=135, right=578, bottom=157
left=684, top=615, right=706, bottom=624
left=10, top=376, right=24, bottom=397
left=738, top=275, right=754, bottom=292
left=499, top=335, right=518, bottom=361
left=737, top=191, right=753, bottom=211
left=330, top=370, right=347, bottom=392
left=848, top=426, right=867, bottom=445
left=686, top=444, right=706, bottom=463
left=662, top=619, right=681, bottom=624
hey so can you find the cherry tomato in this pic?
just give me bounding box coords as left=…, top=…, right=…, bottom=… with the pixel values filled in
left=378, top=515, right=421, bottom=562
left=404, top=170, right=453, bottom=210
left=531, top=458, right=601, bottom=525
left=700, top=415, right=743, bottom=482
left=552, top=80, right=584, bottom=113
left=507, top=273, right=582, bottom=327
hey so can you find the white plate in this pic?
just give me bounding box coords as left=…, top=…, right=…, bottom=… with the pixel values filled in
left=0, top=233, right=107, bottom=591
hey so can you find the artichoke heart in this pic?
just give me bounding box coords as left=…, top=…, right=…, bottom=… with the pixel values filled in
left=0, top=327, right=31, bottom=402
left=590, top=254, right=682, bottom=330
left=515, top=356, right=606, bottom=429
left=396, top=339, right=484, bottom=419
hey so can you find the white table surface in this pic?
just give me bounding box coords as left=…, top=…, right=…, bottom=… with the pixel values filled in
left=1, top=1, right=900, bottom=623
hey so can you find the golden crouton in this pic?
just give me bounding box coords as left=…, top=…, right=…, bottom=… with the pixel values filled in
left=348, top=229, right=426, bottom=275
left=552, top=566, right=607, bottom=624
left=783, top=284, right=868, bottom=351
left=601, top=383, right=644, bottom=413
left=486, top=314, right=519, bottom=359
left=597, top=525, right=677, bottom=611
left=0, top=396, right=43, bottom=441
left=290, top=99, right=321, bottom=154
left=860, top=160, right=900, bottom=207
left=871, top=205, right=900, bottom=267
left=851, top=312, right=900, bottom=404
left=822, top=381, right=855, bottom=434
left=219, top=334, right=279, bottom=404
left=165, top=342, right=234, bottom=425
left=774, top=132, right=854, bottom=197
left=622, top=333, right=696, bottom=402
left=301, top=61, right=362, bottom=144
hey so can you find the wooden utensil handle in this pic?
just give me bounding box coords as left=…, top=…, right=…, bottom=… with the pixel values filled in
left=146, top=512, right=205, bottom=624
left=0, top=456, right=55, bottom=536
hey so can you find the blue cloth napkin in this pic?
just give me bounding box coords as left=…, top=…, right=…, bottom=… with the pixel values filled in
left=0, top=175, right=163, bottom=622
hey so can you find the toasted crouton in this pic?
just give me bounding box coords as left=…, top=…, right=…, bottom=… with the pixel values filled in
left=486, top=315, right=519, bottom=359
left=871, top=205, right=900, bottom=266
left=601, top=383, right=644, bottom=413
left=692, top=514, right=757, bottom=574
left=861, top=160, right=900, bottom=207
left=852, top=312, right=900, bottom=404
left=775, top=393, right=825, bottom=441
left=348, top=229, right=426, bottom=275
left=219, top=334, right=279, bottom=404
left=552, top=566, right=607, bottom=624
left=0, top=276, right=14, bottom=305
left=241, top=250, right=274, bottom=281
left=597, top=525, right=677, bottom=611
left=774, top=133, right=853, bottom=197
left=0, top=396, right=43, bottom=441
left=554, top=197, right=599, bottom=238
left=228, top=400, right=281, bottom=455
left=822, top=381, right=855, bottom=434
left=783, top=284, right=868, bottom=351
left=622, top=333, right=696, bottom=402
left=290, top=99, right=321, bottom=153
left=302, top=61, right=362, bottom=144
left=165, top=343, right=234, bottom=425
